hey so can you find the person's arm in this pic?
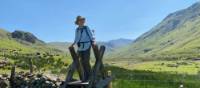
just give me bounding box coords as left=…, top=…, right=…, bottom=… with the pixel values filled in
left=86, top=26, right=95, bottom=44
left=71, top=29, right=79, bottom=47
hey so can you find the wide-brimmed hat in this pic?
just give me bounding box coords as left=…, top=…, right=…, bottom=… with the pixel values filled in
left=75, top=16, right=85, bottom=25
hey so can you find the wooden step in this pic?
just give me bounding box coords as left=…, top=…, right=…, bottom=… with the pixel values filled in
left=67, top=80, right=89, bottom=86
left=65, top=81, right=89, bottom=88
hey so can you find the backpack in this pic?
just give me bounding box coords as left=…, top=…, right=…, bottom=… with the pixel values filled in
left=77, top=26, right=93, bottom=48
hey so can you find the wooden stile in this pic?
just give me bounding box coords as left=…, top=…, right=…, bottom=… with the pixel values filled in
left=69, top=46, right=85, bottom=81
left=63, top=45, right=112, bottom=88
left=63, top=46, right=85, bottom=88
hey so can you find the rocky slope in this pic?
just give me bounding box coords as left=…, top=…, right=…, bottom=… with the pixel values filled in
left=11, top=30, right=44, bottom=44
left=0, top=29, right=62, bottom=54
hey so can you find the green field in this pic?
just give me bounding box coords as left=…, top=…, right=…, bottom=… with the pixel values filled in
left=109, top=60, right=200, bottom=75
left=2, top=54, right=200, bottom=88
left=107, top=61, right=200, bottom=88
left=2, top=52, right=200, bottom=88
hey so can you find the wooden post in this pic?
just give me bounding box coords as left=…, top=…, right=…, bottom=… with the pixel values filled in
left=63, top=46, right=85, bottom=88
left=63, top=45, right=109, bottom=88
left=99, top=46, right=107, bottom=79
left=89, top=45, right=106, bottom=88
left=107, top=70, right=112, bottom=88
left=89, top=45, right=100, bottom=88
left=63, top=62, right=76, bottom=88
left=29, top=58, right=33, bottom=74
left=65, top=62, right=76, bottom=82
left=10, top=65, right=15, bottom=88
left=68, top=46, right=85, bottom=81
left=95, top=70, right=112, bottom=88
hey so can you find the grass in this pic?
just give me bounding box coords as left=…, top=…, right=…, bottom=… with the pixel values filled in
left=2, top=53, right=200, bottom=88
left=0, top=51, right=71, bottom=76
left=1, top=31, right=200, bottom=88
left=0, top=68, right=29, bottom=75
left=108, top=16, right=200, bottom=60
left=107, top=65, right=200, bottom=88
left=108, top=60, right=200, bottom=75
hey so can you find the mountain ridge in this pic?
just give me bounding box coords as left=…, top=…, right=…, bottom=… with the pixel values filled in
left=48, top=38, right=133, bottom=53
left=0, top=28, right=62, bottom=54
left=109, top=2, right=200, bottom=60
left=11, top=30, right=44, bottom=44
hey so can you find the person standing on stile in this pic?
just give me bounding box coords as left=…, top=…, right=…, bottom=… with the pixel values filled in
left=70, top=16, right=96, bottom=82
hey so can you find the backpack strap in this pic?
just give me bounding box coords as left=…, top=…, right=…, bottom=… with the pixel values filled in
left=78, top=28, right=84, bottom=43
left=84, top=26, right=93, bottom=42
left=77, top=26, right=93, bottom=48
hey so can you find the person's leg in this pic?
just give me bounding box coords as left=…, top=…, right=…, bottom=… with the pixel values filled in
left=78, top=51, right=85, bottom=81
left=81, top=48, right=91, bottom=81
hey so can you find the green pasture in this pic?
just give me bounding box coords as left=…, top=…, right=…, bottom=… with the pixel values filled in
left=107, top=66, right=200, bottom=88
left=109, top=60, right=200, bottom=75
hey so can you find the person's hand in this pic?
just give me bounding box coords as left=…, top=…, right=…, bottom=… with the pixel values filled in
left=70, top=44, right=75, bottom=48
left=92, top=41, right=96, bottom=45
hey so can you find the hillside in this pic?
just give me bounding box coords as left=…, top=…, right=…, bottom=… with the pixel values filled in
left=11, top=30, right=44, bottom=44
left=0, top=29, right=69, bottom=83
left=109, top=2, right=200, bottom=60
left=48, top=38, right=132, bottom=53
left=98, top=38, right=132, bottom=52
left=0, top=29, right=10, bottom=38
left=47, top=42, right=71, bottom=52
left=0, top=28, right=62, bottom=54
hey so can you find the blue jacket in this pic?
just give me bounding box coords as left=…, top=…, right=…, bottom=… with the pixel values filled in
left=74, top=26, right=94, bottom=51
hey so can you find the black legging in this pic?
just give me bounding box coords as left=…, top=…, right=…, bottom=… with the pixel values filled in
left=78, top=48, right=91, bottom=81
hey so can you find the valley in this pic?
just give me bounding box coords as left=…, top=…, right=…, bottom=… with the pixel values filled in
left=1, top=1, right=200, bottom=88
left=109, top=2, right=200, bottom=61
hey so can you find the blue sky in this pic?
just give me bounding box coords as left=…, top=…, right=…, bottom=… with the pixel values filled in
left=0, top=0, right=199, bottom=42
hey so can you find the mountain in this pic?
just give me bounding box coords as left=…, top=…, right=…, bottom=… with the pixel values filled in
left=11, top=30, right=44, bottom=44
left=0, top=28, right=62, bottom=54
left=48, top=38, right=132, bottom=53
left=99, top=38, right=132, bottom=52
left=109, top=2, right=200, bottom=60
